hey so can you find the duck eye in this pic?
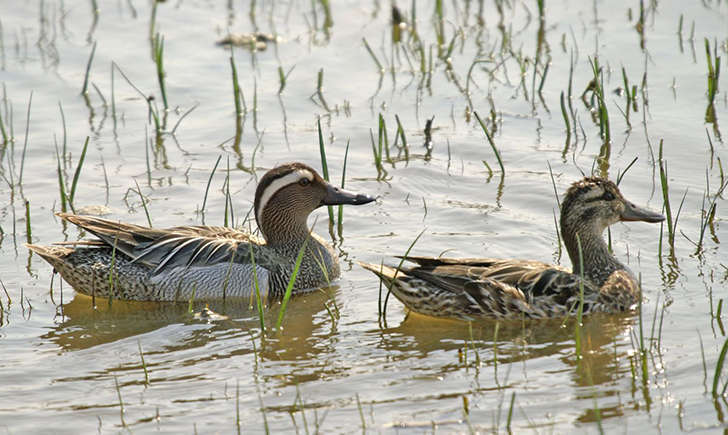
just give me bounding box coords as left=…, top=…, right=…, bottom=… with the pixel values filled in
left=602, top=191, right=615, bottom=201
left=299, top=178, right=311, bottom=186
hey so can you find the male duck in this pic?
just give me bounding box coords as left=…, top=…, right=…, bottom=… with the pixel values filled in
left=360, top=177, right=664, bottom=320
left=28, top=162, right=375, bottom=301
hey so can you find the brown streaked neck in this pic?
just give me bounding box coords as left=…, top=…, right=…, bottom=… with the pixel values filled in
left=258, top=207, right=311, bottom=247
left=562, top=220, right=625, bottom=287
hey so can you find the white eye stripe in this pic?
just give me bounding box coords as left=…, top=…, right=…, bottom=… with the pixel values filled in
left=256, top=169, right=314, bottom=227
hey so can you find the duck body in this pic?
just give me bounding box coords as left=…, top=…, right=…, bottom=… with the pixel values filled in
left=29, top=163, right=374, bottom=301
left=361, top=177, right=664, bottom=321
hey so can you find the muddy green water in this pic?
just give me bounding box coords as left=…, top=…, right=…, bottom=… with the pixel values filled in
left=1, top=0, right=727, bottom=433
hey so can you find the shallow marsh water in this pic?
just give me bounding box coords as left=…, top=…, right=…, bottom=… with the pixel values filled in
left=0, top=0, right=727, bottom=432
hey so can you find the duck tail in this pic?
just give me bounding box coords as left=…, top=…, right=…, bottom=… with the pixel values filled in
left=26, top=244, right=75, bottom=269
left=357, top=261, right=402, bottom=282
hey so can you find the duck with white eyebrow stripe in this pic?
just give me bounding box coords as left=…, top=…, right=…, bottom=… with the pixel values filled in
left=28, top=162, right=376, bottom=302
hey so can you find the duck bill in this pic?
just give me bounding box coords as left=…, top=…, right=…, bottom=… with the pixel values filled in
left=322, top=184, right=376, bottom=206
left=620, top=201, right=665, bottom=223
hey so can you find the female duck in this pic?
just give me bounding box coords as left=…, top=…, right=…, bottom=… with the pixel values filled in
left=360, top=177, right=664, bottom=320
left=29, top=162, right=375, bottom=301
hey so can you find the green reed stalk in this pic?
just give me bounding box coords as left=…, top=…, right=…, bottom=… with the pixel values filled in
left=506, top=391, right=516, bottom=433
left=138, top=340, right=150, bottom=386
left=337, top=141, right=350, bottom=238
left=229, top=52, right=243, bottom=118
left=57, top=102, right=67, bottom=160
left=236, top=379, right=241, bottom=435
left=382, top=229, right=426, bottom=323
left=713, top=337, right=728, bottom=397
left=697, top=176, right=728, bottom=252
left=134, top=179, right=152, bottom=227
left=658, top=151, right=674, bottom=248
left=56, top=149, right=68, bottom=213
left=223, top=157, right=230, bottom=226
left=277, top=66, right=285, bottom=94
left=378, top=114, right=391, bottom=163
left=369, top=129, right=385, bottom=179
left=560, top=91, right=571, bottom=148
left=149, top=0, right=158, bottom=38
left=474, top=111, right=504, bottom=174
left=376, top=260, right=385, bottom=324
left=356, top=393, right=366, bottom=431
left=152, top=33, right=168, bottom=111
left=18, top=91, right=32, bottom=186
left=24, top=200, right=31, bottom=243
left=394, top=114, right=409, bottom=161
left=575, top=234, right=585, bottom=359
left=704, top=38, right=720, bottom=109
left=68, top=137, right=89, bottom=206
left=114, top=375, right=126, bottom=427
left=275, top=237, right=309, bottom=331
left=249, top=244, right=266, bottom=334
left=80, top=41, right=97, bottom=95
left=362, top=37, right=384, bottom=73
left=616, top=157, right=639, bottom=186
left=637, top=274, right=648, bottom=384
left=201, top=155, right=222, bottom=224
left=316, top=118, right=335, bottom=225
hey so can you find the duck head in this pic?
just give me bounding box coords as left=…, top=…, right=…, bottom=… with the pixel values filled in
left=254, top=162, right=375, bottom=243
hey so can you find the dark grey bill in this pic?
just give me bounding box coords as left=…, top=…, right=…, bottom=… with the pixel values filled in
left=620, top=201, right=665, bottom=223
left=322, top=183, right=376, bottom=206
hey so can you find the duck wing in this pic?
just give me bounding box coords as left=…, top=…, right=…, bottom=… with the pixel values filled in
left=58, top=213, right=271, bottom=274
left=400, top=256, right=591, bottom=317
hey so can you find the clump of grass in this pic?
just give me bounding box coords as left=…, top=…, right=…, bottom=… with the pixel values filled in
left=583, top=57, right=611, bottom=145
left=704, top=38, right=721, bottom=124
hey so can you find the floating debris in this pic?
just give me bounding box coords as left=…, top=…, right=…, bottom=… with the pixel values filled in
left=193, top=305, right=229, bottom=321
left=216, top=33, right=277, bottom=50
